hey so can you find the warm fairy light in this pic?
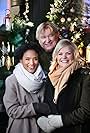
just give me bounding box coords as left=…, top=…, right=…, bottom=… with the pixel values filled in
left=60, top=17, right=65, bottom=23
left=23, top=0, right=29, bottom=21
left=67, top=17, right=71, bottom=22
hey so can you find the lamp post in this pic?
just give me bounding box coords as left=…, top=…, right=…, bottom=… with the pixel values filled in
left=5, top=9, right=11, bottom=31
left=4, top=0, right=11, bottom=31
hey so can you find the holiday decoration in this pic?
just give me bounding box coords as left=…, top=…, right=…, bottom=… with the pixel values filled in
left=6, top=0, right=34, bottom=47
left=0, top=0, right=34, bottom=80
left=8, top=15, right=34, bottom=47
left=46, top=0, right=85, bottom=47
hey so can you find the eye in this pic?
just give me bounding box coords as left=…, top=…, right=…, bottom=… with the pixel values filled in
left=58, top=52, right=63, bottom=56
left=41, top=36, right=46, bottom=39
left=67, top=52, right=72, bottom=55
left=26, top=58, right=30, bottom=61
left=34, top=57, right=38, bottom=61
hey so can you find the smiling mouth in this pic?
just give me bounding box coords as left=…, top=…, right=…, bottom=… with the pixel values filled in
left=61, top=60, right=68, bottom=63
left=45, top=41, right=53, bottom=46
left=45, top=44, right=52, bottom=47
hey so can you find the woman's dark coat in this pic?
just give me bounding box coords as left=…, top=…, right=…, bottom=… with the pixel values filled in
left=44, top=67, right=90, bottom=133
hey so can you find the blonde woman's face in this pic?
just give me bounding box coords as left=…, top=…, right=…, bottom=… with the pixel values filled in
left=57, top=46, right=74, bottom=67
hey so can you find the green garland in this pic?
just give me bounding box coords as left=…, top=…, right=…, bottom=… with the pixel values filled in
left=9, top=15, right=34, bottom=47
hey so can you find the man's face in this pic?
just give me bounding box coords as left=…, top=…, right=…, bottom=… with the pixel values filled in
left=39, top=27, right=60, bottom=52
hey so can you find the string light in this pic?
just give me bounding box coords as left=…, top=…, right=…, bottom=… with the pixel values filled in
left=23, top=0, right=29, bottom=22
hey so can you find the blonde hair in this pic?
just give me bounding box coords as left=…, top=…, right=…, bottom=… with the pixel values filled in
left=49, top=39, right=83, bottom=73
left=36, top=21, right=60, bottom=40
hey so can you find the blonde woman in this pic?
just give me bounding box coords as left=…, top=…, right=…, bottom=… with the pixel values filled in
left=37, top=39, right=90, bottom=133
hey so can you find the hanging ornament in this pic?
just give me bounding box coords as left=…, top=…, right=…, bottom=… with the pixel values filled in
left=70, top=7, right=75, bottom=13
left=61, top=27, right=68, bottom=38
left=62, top=11, right=65, bottom=15
left=80, top=28, right=83, bottom=32
left=62, top=26, right=66, bottom=30
left=67, top=17, right=71, bottom=22
left=60, top=17, right=65, bottom=23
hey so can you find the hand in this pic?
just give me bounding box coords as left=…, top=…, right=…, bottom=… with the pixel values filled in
left=37, top=115, right=63, bottom=133
left=48, top=115, right=63, bottom=128
left=33, top=103, right=51, bottom=115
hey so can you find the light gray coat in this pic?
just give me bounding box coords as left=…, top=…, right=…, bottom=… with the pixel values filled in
left=3, top=74, right=45, bottom=133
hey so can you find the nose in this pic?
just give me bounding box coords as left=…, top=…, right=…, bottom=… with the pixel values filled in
left=62, top=53, right=67, bottom=59
left=45, top=36, right=50, bottom=43
left=29, top=59, right=34, bottom=66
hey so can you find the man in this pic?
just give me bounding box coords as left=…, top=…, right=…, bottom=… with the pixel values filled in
left=36, top=21, right=61, bottom=71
